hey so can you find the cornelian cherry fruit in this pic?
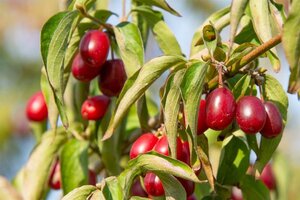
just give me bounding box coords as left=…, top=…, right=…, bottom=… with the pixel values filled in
left=81, top=95, right=110, bottom=120
left=26, top=91, right=48, bottom=122
left=129, top=133, right=158, bottom=159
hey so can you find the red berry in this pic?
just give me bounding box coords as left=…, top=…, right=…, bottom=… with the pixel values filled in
left=130, top=133, right=159, bottom=159
left=131, top=179, right=148, bottom=197
left=206, top=88, right=236, bottom=130
left=180, top=141, right=190, bottom=165
left=197, top=99, right=208, bottom=135
left=88, top=170, right=97, bottom=185
left=49, top=161, right=61, bottom=190
left=231, top=187, right=243, bottom=200
left=187, top=194, right=197, bottom=200
left=260, top=102, right=283, bottom=138
left=26, top=91, right=48, bottom=122
left=260, top=163, right=276, bottom=190
left=178, top=178, right=195, bottom=197
left=236, top=96, right=266, bottom=134
left=99, top=59, right=127, bottom=97
left=153, top=135, right=183, bottom=159
left=71, top=53, right=100, bottom=82
left=81, top=95, right=110, bottom=120
left=79, top=30, right=110, bottom=68
left=144, top=173, right=164, bottom=197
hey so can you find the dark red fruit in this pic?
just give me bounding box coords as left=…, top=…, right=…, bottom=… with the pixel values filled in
left=79, top=30, right=110, bottom=68
left=26, top=91, right=48, bottom=122
left=206, top=88, right=236, bottom=130
left=236, top=96, right=266, bottom=134
left=231, top=187, right=243, bottom=200
left=180, top=141, right=190, bottom=165
left=178, top=178, right=195, bottom=197
left=71, top=53, right=100, bottom=82
left=131, top=179, right=148, bottom=197
left=187, top=194, right=197, bottom=200
left=49, top=161, right=61, bottom=190
left=130, top=133, right=159, bottom=159
left=260, top=102, right=283, bottom=138
left=88, top=170, right=97, bottom=185
left=99, top=59, right=127, bottom=97
left=144, top=173, right=164, bottom=197
left=81, top=95, right=110, bottom=120
left=197, top=99, right=208, bottom=135
left=260, top=163, right=276, bottom=190
left=153, top=135, right=183, bottom=159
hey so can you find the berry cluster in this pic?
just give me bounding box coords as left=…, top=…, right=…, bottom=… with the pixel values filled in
left=129, top=133, right=196, bottom=198
left=196, top=87, right=283, bottom=138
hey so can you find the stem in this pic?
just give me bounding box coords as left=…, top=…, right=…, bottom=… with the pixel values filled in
left=121, top=0, right=127, bottom=22
left=208, top=34, right=282, bottom=89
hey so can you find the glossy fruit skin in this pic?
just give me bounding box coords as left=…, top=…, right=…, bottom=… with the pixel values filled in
left=153, top=135, right=183, bottom=159
left=81, top=95, right=110, bottom=120
left=129, top=133, right=159, bottom=159
left=99, top=59, right=127, bottom=97
left=26, top=91, right=48, bottom=122
left=180, top=141, right=190, bottom=165
left=260, top=163, right=276, bottom=190
left=79, top=30, right=110, bottom=68
left=88, top=170, right=97, bottom=185
left=260, top=102, right=283, bottom=138
left=197, top=99, right=208, bottom=135
left=131, top=179, right=148, bottom=197
left=71, top=53, right=100, bottom=82
left=206, top=88, right=236, bottom=130
left=187, top=194, right=197, bottom=200
left=236, top=96, right=267, bottom=134
left=49, top=161, right=61, bottom=190
left=178, top=178, right=195, bottom=197
left=144, top=172, right=164, bottom=197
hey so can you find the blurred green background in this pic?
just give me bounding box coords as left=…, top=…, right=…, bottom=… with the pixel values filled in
left=0, top=0, right=299, bottom=199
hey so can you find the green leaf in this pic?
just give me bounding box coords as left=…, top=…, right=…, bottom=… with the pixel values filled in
left=21, top=128, right=68, bottom=200
left=229, top=0, right=249, bottom=47
left=202, top=24, right=219, bottom=57
left=133, top=0, right=180, bottom=16
left=163, top=69, right=185, bottom=158
left=114, top=22, right=144, bottom=77
left=131, top=6, right=182, bottom=56
left=137, top=95, right=151, bottom=132
left=217, top=136, right=250, bottom=185
left=156, top=172, right=186, bottom=200
left=232, top=74, right=251, bottom=100
left=118, top=152, right=199, bottom=198
left=234, top=20, right=260, bottom=44
left=61, top=139, right=89, bottom=195
left=101, top=177, right=124, bottom=200
left=249, top=0, right=281, bottom=72
left=103, top=56, right=186, bottom=140
left=40, top=10, right=79, bottom=127
left=240, top=175, right=270, bottom=200
left=282, top=0, right=300, bottom=93
left=62, top=185, right=97, bottom=200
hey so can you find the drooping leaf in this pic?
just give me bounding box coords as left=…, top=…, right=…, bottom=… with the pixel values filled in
left=21, top=128, right=68, bottom=200
left=282, top=0, right=300, bottom=93
left=240, top=175, right=270, bottom=200
left=249, top=0, right=281, bottom=72
left=103, top=56, right=186, bottom=140
left=114, top=22, right=144, bottom=77
left=61, top=139, right=89, bottom=195
left=163, top=69, right=185, bottom=158
left=100, top=177, right=124, bottom=200
left=62, top=185, right=97, bottom=200
left=217, top=136, right=250, bottom=185
left=131, top=6, right=182, bottom=56
left=133, top=0, right=180, bottom=16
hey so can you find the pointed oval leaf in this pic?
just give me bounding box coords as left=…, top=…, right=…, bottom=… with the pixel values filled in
left=100, top=177, right=124, bottom=200
left=62, top=185, right=97, bottom=200
left=133, top=0, right=180, bottom=16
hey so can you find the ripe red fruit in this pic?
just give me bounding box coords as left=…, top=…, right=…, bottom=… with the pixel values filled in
left=49, top=161, right=61, bottom=190
left=153, top=135, right=183, bottom=159
left=81, top=95, right=110, bottom=120
left=71, top=53, right=100, bottom=82
left=236, top=96, right=266, bottom=134
left=144, top=173, right=164, bottom=197
left=79, top=30, right=110, bottom=68
left=180, top=141, right=190, bottom=165
left=260, top=163, right=276, bottom=190
left=205, top=88, right=236, bottom=130
left=178, top=178, right=195, bottom=197
left=129, top=133, right=159, bottom=159
left=197, top=99, right=208, bottom=135
left=26, top=91, right=48, bottom=122
left=88, top=170, right=97, bottom=185
left=131, top=179, right=148, bottom=197
left=187, top=194, right=197, bottom=200
left=260, top=102, right=283, bottom=138
left=99, top=59, right=127, bottom=97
